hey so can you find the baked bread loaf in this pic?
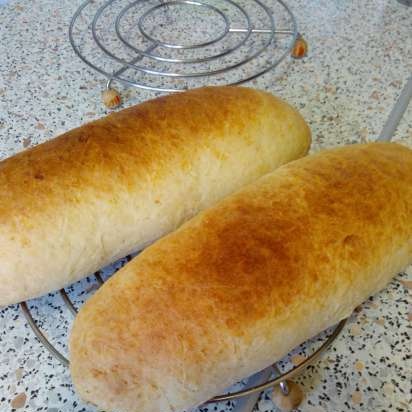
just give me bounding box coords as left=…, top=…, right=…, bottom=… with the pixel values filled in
left=69, top=142, right=412, bottom=412
left=0, top=86, right=311, bottom=306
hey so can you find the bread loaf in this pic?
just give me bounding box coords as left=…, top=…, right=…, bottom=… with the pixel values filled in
left=0, top=86, right=311, bottom=306
left=69, top=142, right=412, bottom=412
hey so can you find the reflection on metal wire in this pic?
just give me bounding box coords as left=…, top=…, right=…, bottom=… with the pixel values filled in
left=69, top=0, right=299, bottom=92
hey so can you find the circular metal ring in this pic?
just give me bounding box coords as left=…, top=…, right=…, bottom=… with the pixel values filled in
left=69, top=0, right=298, bottom=92
left=115, top=0, right=253, bottom=64
left=90, top=0, right=275, bottom=78
left=138, top=0, right=230, bottom=49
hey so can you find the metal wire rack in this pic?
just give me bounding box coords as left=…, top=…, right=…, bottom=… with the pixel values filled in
left=69, top=0, right=301, bottom=94
left=20, top=266, right=348, bottom=403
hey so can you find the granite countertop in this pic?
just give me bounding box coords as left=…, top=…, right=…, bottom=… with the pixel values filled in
left=0, top=0, right=411, bottom=411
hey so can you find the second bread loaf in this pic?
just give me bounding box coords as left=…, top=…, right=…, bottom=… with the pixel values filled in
left=69, top=142, right=412, bottom=412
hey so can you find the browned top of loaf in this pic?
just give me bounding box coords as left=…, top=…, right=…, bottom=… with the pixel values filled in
left=0, top=86, right=286, bottom=224
left=135, top=143, right=411, bottom=335
left=71, top=143, right=412, bottom=372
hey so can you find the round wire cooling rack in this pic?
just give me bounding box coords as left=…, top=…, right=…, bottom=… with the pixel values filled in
left=68, top=0, right=301, bottom=95
left=20, top=266, right=348, bottom=404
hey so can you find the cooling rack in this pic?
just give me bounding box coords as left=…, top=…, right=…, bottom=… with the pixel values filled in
left=69, top=0, right=303, bottom=96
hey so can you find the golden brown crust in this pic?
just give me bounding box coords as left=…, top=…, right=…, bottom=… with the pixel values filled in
left=0, top=87, right=286, bottom=221
left=0, top=86, right=311, bottom=306
left=70, top=142, right=412, bottom=412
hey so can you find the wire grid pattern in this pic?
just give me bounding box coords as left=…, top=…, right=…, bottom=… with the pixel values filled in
left=69, top=0, right=298, bottom=92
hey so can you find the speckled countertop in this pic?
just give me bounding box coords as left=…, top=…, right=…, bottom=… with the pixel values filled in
left=0, top=0, right=411, bottom=411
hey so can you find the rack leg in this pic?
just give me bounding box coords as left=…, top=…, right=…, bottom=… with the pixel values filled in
left=279, top=380, right=290, bottom=396
left=272, top=375, right=303, bottom=412
left=102, top=86, right=122, bottom=109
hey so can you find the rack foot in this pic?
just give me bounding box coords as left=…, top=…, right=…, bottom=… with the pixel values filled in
left=272, top=380, right=304, bottom=411
left=102, top=88, right=122, bottom=109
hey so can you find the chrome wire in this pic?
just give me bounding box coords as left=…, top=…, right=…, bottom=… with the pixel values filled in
left=137, top=1, right=231, bottom=49
left=68, top=0, right=298, bottom=92
left=59, top=289, right=78, bottom=316
left=90, top=0, right=276, bottom=78
left=115, top=0, right=253, bottom=64
left=20, top=301, right=70, bottom=367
